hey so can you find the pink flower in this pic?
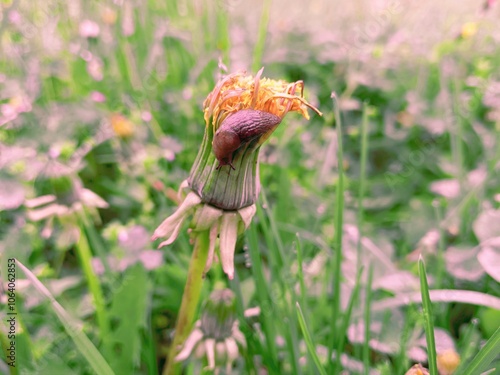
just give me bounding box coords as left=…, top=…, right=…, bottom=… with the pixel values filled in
left=79, top=20, right=100, bottom=38
left=90, top=91, right=106, bottom=103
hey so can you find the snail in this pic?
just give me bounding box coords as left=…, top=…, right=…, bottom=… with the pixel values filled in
left=213, top=109, right=282, bottom=170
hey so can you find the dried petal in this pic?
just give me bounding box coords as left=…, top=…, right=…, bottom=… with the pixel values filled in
left=237, top=204, right=256, bottom=229
left=204, top=338, right=216, bottom=370
left=192, top=204, right=224, bottom=231
left=204, top=222, right=220, bottom=275
left=219, top=212, right=239, bottom=279
left=175, top=328, right=204, bottom=362
left=24, top=194, right=57, bottom=208
left=27, top=204, right=69, bottom=221
left=152, top=192, right=201, bottom=246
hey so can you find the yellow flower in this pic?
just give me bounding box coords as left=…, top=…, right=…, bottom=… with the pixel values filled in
left=110, top=114, right=134, bottom=138
left=203, top=68, right=322, bottom=136
left=461, top=22, right=477, bottom=39
left=101, top=6, right=117, bottom=25
left=437, top=349, right=460, bottom=375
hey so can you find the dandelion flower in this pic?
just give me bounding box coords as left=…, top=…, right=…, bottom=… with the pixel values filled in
left=153, top=68, right=321, bottom=279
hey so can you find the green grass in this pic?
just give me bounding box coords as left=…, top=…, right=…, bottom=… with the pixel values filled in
left=1, top=1, right=500, bottom=374
left=328, top=93, right=346, bottom=373
left=419, top=257, right=438, bottom=375
left=460, top=325, right=500, bottom=375
left=16, top=260, right=115, bottom=375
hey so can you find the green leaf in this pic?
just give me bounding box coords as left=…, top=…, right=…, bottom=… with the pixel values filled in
left=106, top=264, right=151, bottom=375
left=418, top=257, right=438, bottom=375
left=461, top=325, right=500, bottom=375
left=296, top=302, right=328, bottom=375
left=16, top=260, right=115, bottom=375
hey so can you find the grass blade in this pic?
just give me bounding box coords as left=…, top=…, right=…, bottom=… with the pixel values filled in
left=337, top=266, right=363, bottom=365
left=328, top=92, right=346, bottom=371
left=295, top=234, right=307, bottom=310
left=76, top=212, right=110, bottom=341
left=418, top=257, right=438, bottom=375
left=296, top=302, right=328, bottom=375
left=363, top=265, right=373, bottom=375
left=357, top=102, right=370, bottom=264
left=461, top=325, right=500, bottom=375
left=252, top=0, right=272, bottom=72
left=16, top=260, right=115, bottom=375
left=247, top=224, right=279, bottom=371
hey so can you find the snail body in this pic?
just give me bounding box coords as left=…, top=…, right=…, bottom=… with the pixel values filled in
left=212, top=109, right=282, bottom=169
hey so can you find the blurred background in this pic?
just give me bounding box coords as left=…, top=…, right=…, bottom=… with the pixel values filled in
left=1, top=0, right=500, bottom=374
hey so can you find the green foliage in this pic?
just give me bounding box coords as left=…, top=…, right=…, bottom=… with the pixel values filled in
left=105, top=265, right=152, bottom=374
left=1, top=1, right=500, bottom=374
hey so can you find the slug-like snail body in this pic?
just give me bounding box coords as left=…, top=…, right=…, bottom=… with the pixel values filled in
left=213, top=109, right=282, bottom=169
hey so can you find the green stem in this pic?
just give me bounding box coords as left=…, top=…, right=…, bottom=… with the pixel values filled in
left=418, top=257, right=438, bottom=375
left=0, top=322, right=18, bottom=375
left=252, top=0, right=272, bottom=72
left=163, top=230, right=210, bottom=375
left=328, top=93, right=345, bottom=372
left=75, top=213, right=110, bottom=342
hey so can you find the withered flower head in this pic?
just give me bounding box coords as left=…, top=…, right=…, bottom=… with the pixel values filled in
left=153, top=68, right=321, bottom=279
left=175, top=289, right=246, bottom=374
left=404, top=364, right=430, bottom=375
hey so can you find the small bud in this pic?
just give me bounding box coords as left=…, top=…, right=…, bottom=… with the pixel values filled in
left=175, top=289, right=246, bottom=373
left=405, top=364, right=430, bottom=375
left=200, top=289, right=237, bottom=340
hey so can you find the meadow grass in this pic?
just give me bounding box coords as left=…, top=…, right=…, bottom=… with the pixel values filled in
left=1, top=1, right=500, bottom=374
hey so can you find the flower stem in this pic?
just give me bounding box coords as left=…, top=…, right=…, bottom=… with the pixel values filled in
left=163, top=230, right=210, bottom=375
left=75, top=212, right=110, bottom=341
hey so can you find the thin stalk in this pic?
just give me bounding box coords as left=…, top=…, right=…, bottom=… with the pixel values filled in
left=336, top=266, right=363, bottom=365
left=461, top=325, right=500, bottom=375
left=251, top=0, right=272, bottom=72
left=418, top=257, right=438, bottom=375
left=296, top=303, right=328, bottom=375
left=229, top=274, right=257, bottom=374
left=328, top=93, right=345, bottom=371
left=451, top=78, right=466, bottom=188
left=81, top=217, right=113, bottom=280
left=454, top=320, right=480, bottom=374
left=75, top=213, right=110, bottom=342
left=0, top=321, right=18, bottom=375
left=295, top=234, right=307, bottom=310
left=433, top=200, right=446, bottom=290
left=247, top=224, right=279, bottom=371
left=363, top=265, right=373, bottom=375
left=163, top=230, right=210, bottom=375
left=289, top=235, right=307, bottom=375
left=16, top=260, right=114, bottom=375
left=353, top=103, right=369, bottom=364
left=356, top=103, right=369, bottom=269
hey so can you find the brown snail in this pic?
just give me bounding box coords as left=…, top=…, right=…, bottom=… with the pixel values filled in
left=212, top=109, right=282, bottom=170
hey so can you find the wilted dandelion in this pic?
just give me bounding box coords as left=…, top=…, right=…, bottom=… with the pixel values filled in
left=25, top=160, right=108, bottom=245
left=159, top=68, right=320, bottom=374
left=152, top=68, right=321, bottom=279
left=405, top=364, right=430, bottom=375
left=175, top=289, right=245, bottom=374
